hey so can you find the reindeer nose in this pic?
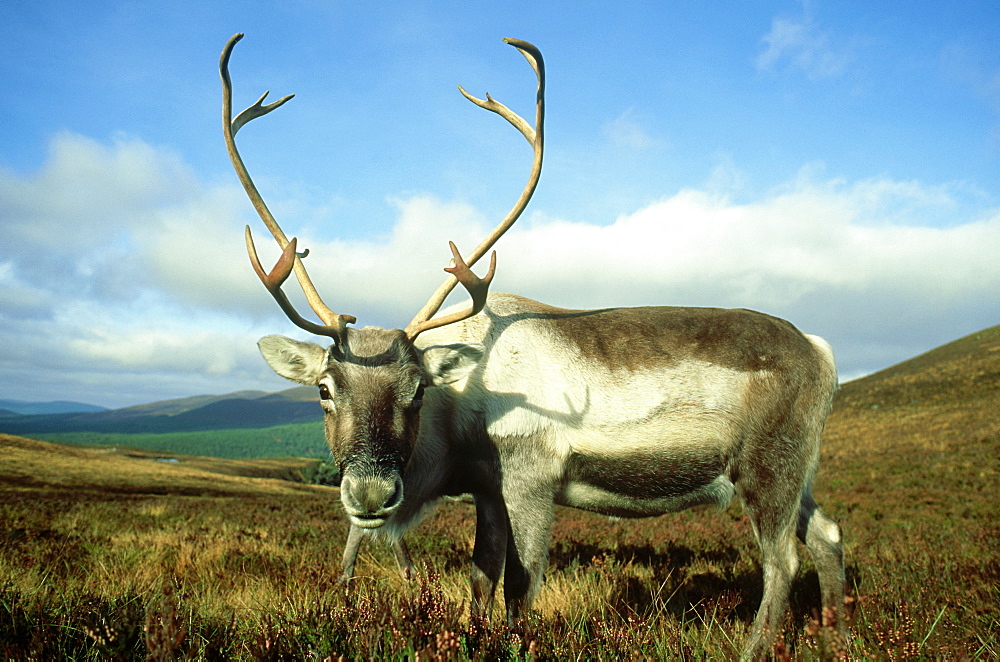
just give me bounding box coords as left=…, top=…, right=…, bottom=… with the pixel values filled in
left=340, top=473, right=404, bottom=528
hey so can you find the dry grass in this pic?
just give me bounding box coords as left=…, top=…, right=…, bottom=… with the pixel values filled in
left=0, top=435, right=321, bottom=496
left=0, top=325, right=997, bottom=659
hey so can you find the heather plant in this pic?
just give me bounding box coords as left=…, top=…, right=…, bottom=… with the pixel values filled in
left=0, top=327, right=997, bottom=659
left=0, top=475, right=995, bottom=660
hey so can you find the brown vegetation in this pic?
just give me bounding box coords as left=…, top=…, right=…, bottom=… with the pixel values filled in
left=1, top=326, right=997, bottom=659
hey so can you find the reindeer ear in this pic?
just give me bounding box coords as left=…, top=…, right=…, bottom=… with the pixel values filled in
left=257, top=335, right=328, bottom=384
left=420, top=343, right=485, bottom=385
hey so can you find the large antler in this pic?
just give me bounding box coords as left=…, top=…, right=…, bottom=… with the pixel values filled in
left=404, top=38, right=545, bottom=340
left=220, top=33, right=356, bottom=345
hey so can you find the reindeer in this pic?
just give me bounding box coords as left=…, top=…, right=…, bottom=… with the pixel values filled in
left=220, top=33, right=846, bottom=659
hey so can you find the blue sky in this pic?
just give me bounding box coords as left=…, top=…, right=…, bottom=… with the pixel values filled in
left=1, top=1, right=998, bottom=408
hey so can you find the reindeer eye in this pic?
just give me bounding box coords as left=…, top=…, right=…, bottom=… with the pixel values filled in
left=409, top=383, right=426, bottom=409
left=318, top=384, right=332, bottom=401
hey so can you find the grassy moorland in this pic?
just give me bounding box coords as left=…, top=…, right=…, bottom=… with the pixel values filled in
left=0, top=326, right=997, bottom=660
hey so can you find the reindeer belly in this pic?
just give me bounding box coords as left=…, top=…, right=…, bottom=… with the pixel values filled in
left=556, top=417, right=737, bottom=517
left=488, top=354, right=756, bottom=516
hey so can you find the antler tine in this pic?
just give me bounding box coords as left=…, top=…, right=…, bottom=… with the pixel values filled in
left=221, top=33, right=356, bottom=344
left=405, top=38, right=545, bottom=340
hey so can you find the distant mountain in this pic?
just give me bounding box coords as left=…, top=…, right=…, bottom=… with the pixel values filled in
left=262, top=386, right=319, bottom=402
left=0, top=386, right=322, bottom=436
left=0, top=399, right=109, bottom=416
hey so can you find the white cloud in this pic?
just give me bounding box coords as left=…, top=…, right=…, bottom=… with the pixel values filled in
left=498, top=181, right=999, bottom=309
left=756, top=9, right=853, bottom=79
left=0, top=132, right=291, bottom=406
left=0, top=132, right=203, bottom=303
left=229, top=174, right=999, bottom=380
left=491, top=177, right=999, bottom=380
left=69, top=326, right=247, bottom=377
left=1, top=131, right=997, bottom=408
left=1, top=132, right=197, bottom=248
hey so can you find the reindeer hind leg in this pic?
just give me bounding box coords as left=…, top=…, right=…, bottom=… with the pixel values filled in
left=743, top=507, right=800, bottom=659
left=797, top=489, right=847, bottom=629
left=735, top=440, right=808, bottom=659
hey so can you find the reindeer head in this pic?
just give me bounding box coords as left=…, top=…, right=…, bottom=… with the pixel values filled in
left=220, top=34, right=544, bottom=528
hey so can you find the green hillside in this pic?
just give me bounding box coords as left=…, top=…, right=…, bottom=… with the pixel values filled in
left=28, top=419, right=327, bottom=460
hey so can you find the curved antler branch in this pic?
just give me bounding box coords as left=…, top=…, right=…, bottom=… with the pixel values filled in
left=232, top=91, right=294, bottom=136
left=221, top=33, right=355, bottom=344
left=405, top=38, right=545, bottom=340
left=244, top=226, right=350, bottom=337
left=406, top=245, right=498, bottom=337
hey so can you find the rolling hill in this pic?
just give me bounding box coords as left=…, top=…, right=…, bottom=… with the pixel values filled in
left=834, top=324, right=999, bottom=412
left=825, top=324, right=998, bottom=454
left=816, top=324, right=998, bottom=553
left=0, top=385, right=322, bottom=436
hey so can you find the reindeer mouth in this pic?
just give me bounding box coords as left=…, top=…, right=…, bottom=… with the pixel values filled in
left=350, top=514, right=387, bottom=529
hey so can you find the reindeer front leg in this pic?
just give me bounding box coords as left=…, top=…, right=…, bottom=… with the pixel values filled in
left=391, top=537, right=413, bottom=581
left=339, top=523, right=365, bottom=584
left=501, top=478, right=556, bottom=623
left=471, top=493, right=508, bottom=618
